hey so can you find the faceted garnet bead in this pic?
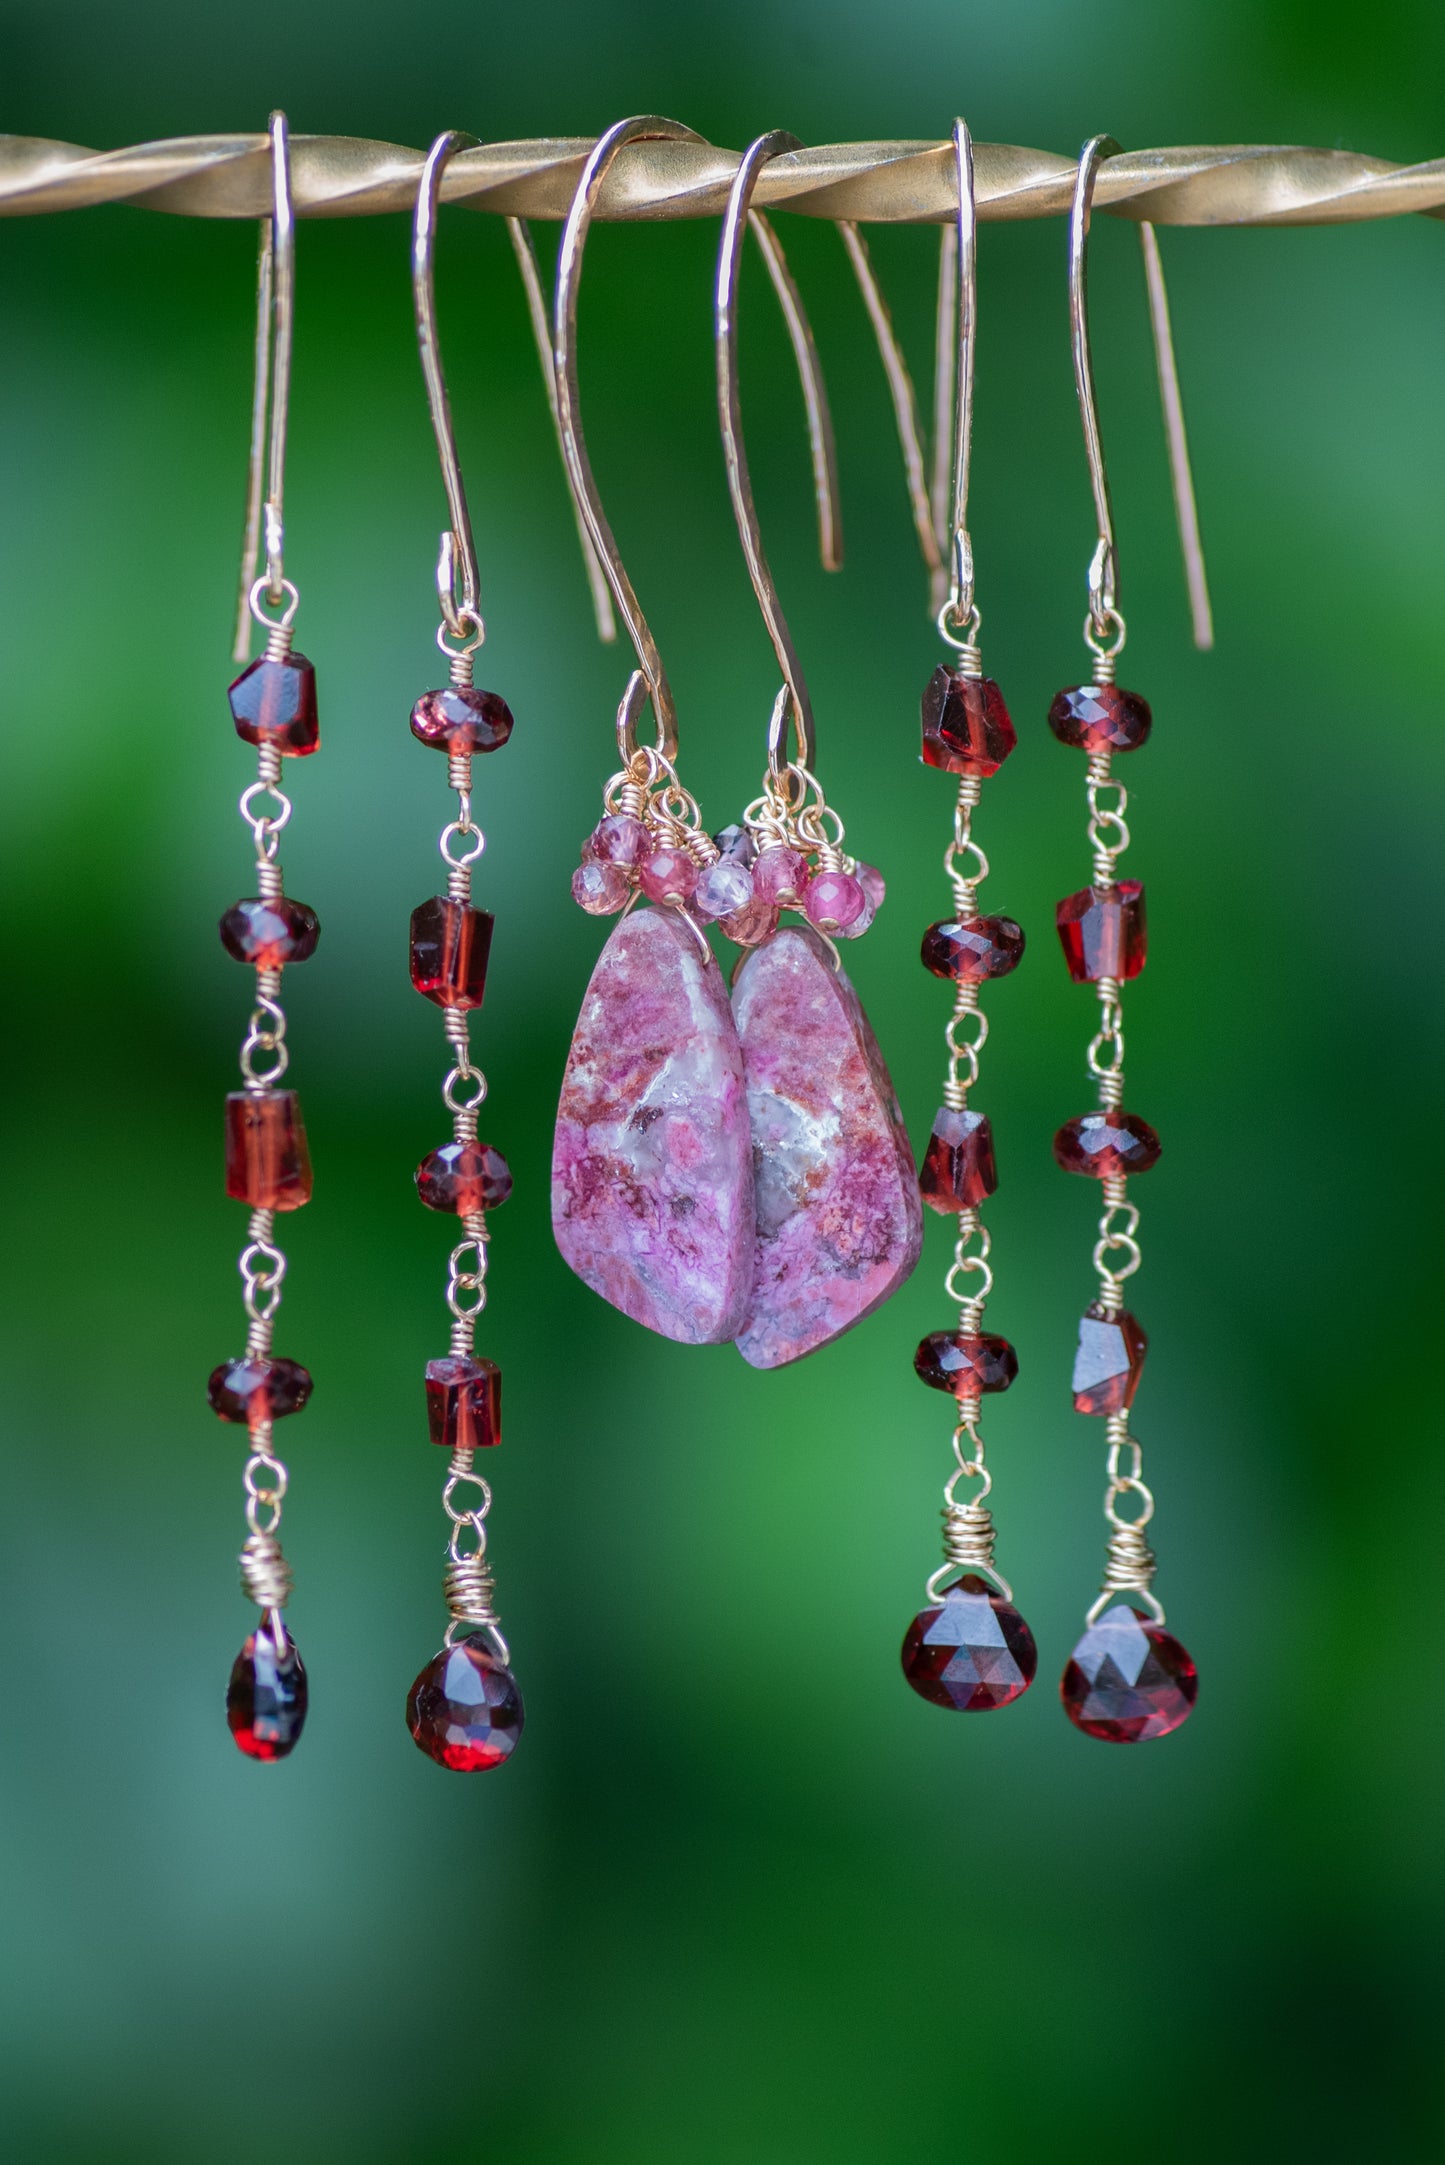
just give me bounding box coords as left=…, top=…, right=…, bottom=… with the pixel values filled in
left=919, top=1106, right=997, bottom=1213
left=225, top=1090, right=312, bottom=1210
left=921, top=666, right=1017, bottom=777
left=901, top=1575, right=1038, bottom=1712
left=1048, top=682, right=1152, bottom=754
left=227, top=1615, right=308, bottom=1760
left=416, top=1140, right=512, bottom=1214
left=425, top=1355, right=501, bottom=1450
left=409, top=897, right=493, bottom=1009
left=921, top=915, right=1025, bottom=983
left=219, top=896, right=320, bottom=970
left=1061, top=1602, right=1197, bottom=1742
left=572, top=860, right=631, bottom=916
left=410, top=684, right=514, bottom=754
left=407, top=1633, right=524, bottom=1771
left=228, top=653, right=319, bottom=756
left=1053, top=1109, right=1160, bottom=1180
left=208, top=1354, right=313, bottom=1425
left=914, top=1330, right=1017, bottom=1396
left=1073, top=1306, right=1148, bottom=1417
left=1056, top=881, right=1147, bottom=983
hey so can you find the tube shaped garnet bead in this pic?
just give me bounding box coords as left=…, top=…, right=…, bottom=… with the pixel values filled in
left=1056, top=882, right=1146, bottom=983
left=410, top=685, right=514, bottom=753
left=229, top=653, right=319, bottom=755
left=1072, top=1306, right=1148, bottom=1416
left=1048, top=683, right=1152, bottom=754
left=410, top=898, right=493, bottom=1009
left=1053, top=1110, right=1160, bottom=1179
left=225, top=1090, right=313, bottom=1210
left=425, top=1356, right=501, bottom=1450
left=921, top=667, right=1016, bottom=777
left=919, top=1107, right=997, bottom=1213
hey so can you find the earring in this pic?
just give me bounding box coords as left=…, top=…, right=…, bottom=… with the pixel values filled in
left=898, top=121, right=1037, bottom=1714
left=549, top=118, right=756, bottom=1347
left=210, top=114, right=315, bottom=1760
left=1051, top=137, right=1211, bottom=1742
left=715, top=131, right=922, bottom=1370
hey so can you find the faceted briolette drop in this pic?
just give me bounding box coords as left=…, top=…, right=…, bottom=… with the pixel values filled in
left=227, top=1615, right=308, bottom=1760
left=407, top=1634, right=524, bottom=1771
left=901, top=1576, right=1038, bottom=1711
left=1061, top=1603, right=1197, bottom=1742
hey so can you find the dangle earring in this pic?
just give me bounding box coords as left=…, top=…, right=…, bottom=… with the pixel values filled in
left=209, top=114, right=315, bottom=1760
left=899, top=121, right=1036, bottom=1714
left=1049, top=137, right=1211, bottom=1742
left=714, top=132, right=922, bottom=1370
left=549, top=117, right=756, bottom=1347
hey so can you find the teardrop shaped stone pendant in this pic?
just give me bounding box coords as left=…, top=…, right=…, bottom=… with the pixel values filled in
left=732, top=924, right=922, bottom=1368
left=552, top=908, right=755, bottom=1343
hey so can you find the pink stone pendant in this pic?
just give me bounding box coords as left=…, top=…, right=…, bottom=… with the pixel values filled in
left=551, top=909, right=755, bottom=1344
left=731, top=925, right=922, bottom=1368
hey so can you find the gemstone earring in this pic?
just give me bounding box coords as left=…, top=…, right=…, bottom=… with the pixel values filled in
left=548, top=117, right=757, bottom=1347
left=712, top=130, right=922, bottom=1370
left=210, top=113, right=315, bottom=1760
left=897, top=121, right=1037, bottom=1714
left=1050, top=137, right=1212, bottom=1742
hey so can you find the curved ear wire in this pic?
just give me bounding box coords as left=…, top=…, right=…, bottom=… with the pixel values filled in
left=234, top=110, right=294, bottom=662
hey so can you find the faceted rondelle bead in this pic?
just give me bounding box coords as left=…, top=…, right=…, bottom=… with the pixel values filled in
left=409, top=897, right=493, bottom=1010
left=410, top=684, right=514, bottom=754
left=919, top=1105, right=997, bottom=1213
left=207, top=1354, right=313, bottom=1425
left=425, top=1355, right=501, bottom=1451
left=416, top=1140, right=512, bottom=1214
left=572, top=859, right=632, bottom=916
left=921, top=914, right=1025, bottom=983
left=1073, top=1305, right=1148, bottom=1417
left=920, top=665, right=1017, bottom=777
left=227, top=1615, right=308, bottom=1760
left=1056, top=881, right=1147, bottom=983
left=901, top=1575, right=1038, bottom=1712
left=855, top=862, right=886, bottom=915
left=719, top=892, right=779, bottom=947
left=228, top=653, right=319, bottom=756
left=695, top=856, right=754, bottom=926
left=1053, top=1109, right=1161, bottom=1180
left=713, top=823, right=757, bottom=866
left=587, top=812, right=649, bottom=868
left=407, top=1633, right=524, bottom=1771
left=225, top=1089, right=313, bottom=1211
left=914, top=1329, right=1018, bottom=1397
left=1061, top=1602, right=1198, bottom=1742
left=1048, top=682, right=1153, bottom=754
left=219, top=896, right=320, bottom=970
left=752, top=846, right=810, bottom=907
left=803, top=868, right=866, bottom=933
left=638, top=846, right=699, bottom=905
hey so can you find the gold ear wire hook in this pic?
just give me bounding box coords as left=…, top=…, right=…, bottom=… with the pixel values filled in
left=414, top=131, right=483, bottom=641
left=837, top=219, right=946, bottom=615
left=939, top=119, right=979, bottom=640
left=233, top=110, right=294, bottom=663
left=1071, top=134, right=1213, bottom=652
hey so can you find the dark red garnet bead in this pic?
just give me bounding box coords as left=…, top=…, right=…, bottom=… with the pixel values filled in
left=227, top=1616, right=308, bottom=1760
left=1061, top=1603, right=1197, bottom=1742
left=207, top=1354, right=313, bottom=1425
left=901, top=1575, right=1038, bottom=1712
left=228, top=653, right=319, bottom=756
left=409, top=897, right=493, bottom=1010
left=425, top=1356, right=501, bottom=1450
left=407, top=1634, right=524, bottom=1771
left=1054, top=1109, right=1160, bottom=1180
left=225, top=1090, right=313, bottom=1210
left=1056, top=881, right=1147, bottom=983
left=416, top=1141, right=512, bottom=1214
left=1073, top=1306, right=1148, bottom=1417
left=921, top=666, right=1017, bottom=778
left=921, top=915, right=1025, bottom=983
left=410, top=685, right=515, bottom=755
left=920, top=1106, right=997, bottom=1213
left=1048, top=682, right=1152, bottom=754
left=219, top=896, right=320, bottom=970
left=914, top=1330, right=1018, bottom=1397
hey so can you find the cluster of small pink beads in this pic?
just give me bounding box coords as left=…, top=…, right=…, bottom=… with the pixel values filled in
left=571, top=815, right=884, bottom=945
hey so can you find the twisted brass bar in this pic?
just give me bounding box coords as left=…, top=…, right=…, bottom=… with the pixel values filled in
left=2, top=132, right=1445, bottom=225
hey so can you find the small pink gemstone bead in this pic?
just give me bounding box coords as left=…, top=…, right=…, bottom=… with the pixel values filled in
left=572, top=860, right=631, bottom=916
left=720, top=893, right=779, bottom=946
left=695, top=857, right=754, bottom=925
left=752, top=846, right=809, bottom=906
left=588, top=813, right=648, bottom=867
left=855, top=862, right=886, bottom=914
left=639, top=846, right=699, bottom=904
left=803, top=868, right=866, bottom=932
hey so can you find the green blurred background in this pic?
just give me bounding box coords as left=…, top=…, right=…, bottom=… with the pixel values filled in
left=3, top=1, right=1443, bottom=2157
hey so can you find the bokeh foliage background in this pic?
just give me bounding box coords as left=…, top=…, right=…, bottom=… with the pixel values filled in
left=2, top=2, right=1443, bottom=2157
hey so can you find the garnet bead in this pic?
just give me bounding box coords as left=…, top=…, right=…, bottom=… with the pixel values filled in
left=225, top=1090, right=312, bottom=1210
left=1053, top=1109, right=1160, bottom=1179
left=1056, top=881, right=1147, bottom=983
left=425, top=1355, right=501, bottom=1450
left=1072, top=1306, right=1148, bottom=1416
left=227, top=1615, right=308, bottom=1760
left=921, top=666, right=1016, bottom=778
left=219, top=896, right=320, bottom=970
left=914, top=1330, right=1018, bottom=1397
left=572, top=860, right=631, bottom=915
left=416, top=1140, right=512, bottom=1214
left=409, top=897, right=493, bottom=1009
left=638, top=847, right=699, bottom=904
left=1048, top=682, right=1152, bottom=754
left=407, top=1634, right=524, bottom=1770
left=919, top=1106, right=997, bottom=1213
left=228, top=653, right=319, bottom=756
left=1061, top=1602, right=1197, bottom=1742
left=921, top=915, right=1025, bottom=982
left=208, top=1354, right=313, bottom=1425
left=410, top=684, right=514, bottom=754
left=901, top=1575, right=1038, bottom=1711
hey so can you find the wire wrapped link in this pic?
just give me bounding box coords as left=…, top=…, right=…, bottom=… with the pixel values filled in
left=239, top=1529, right=294, bottom=1609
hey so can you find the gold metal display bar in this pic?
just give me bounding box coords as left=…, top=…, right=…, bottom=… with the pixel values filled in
left=2, top=132, right=1444, bottom=226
